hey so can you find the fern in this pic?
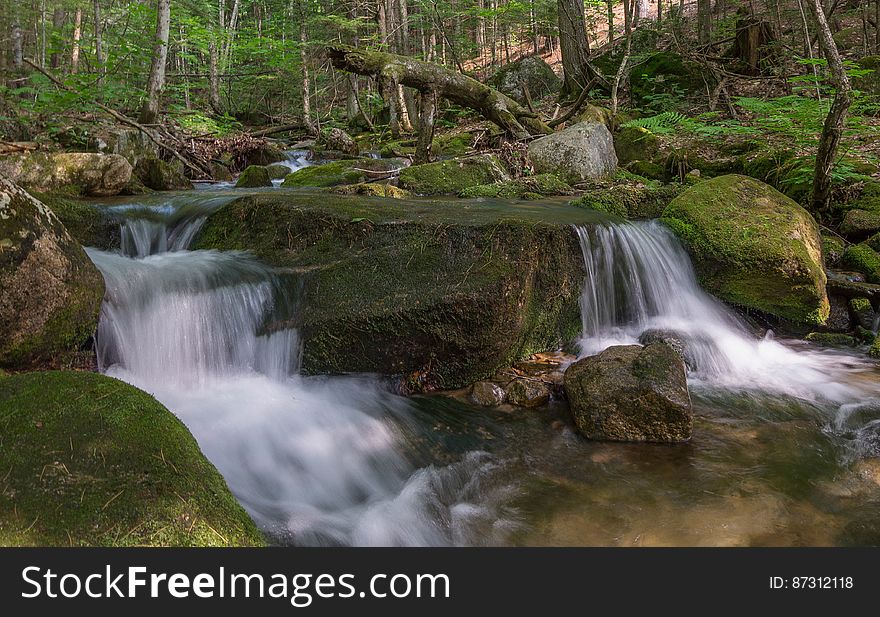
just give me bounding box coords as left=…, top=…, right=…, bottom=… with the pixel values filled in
left=622, top=111, right=686, bottom=134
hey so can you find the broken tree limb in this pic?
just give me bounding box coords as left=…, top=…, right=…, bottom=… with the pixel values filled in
left=248, top=123, right=304, bottom=137
left=326, top=46, right=552, bottom=139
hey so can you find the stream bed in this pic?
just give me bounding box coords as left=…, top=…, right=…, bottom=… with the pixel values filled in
left=82, top=183, right=880, bottom=547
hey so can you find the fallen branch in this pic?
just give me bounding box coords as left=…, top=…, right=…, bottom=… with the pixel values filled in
left=248, top=123, right=304, bottom=138
left=547, top=82, right=594, bottom=128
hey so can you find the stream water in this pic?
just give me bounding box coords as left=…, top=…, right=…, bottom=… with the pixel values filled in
left=83, top=181, right=880, bottom=546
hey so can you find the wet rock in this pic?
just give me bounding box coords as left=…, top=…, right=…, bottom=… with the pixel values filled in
left=614, top=126, right=661, bottom=166
left=0, top=152, right=132, bottom=197
left=398, top=155, right=509, bottom=195
left=528, top=122, right=617, bottom=184
left=570, top=180, right=681, bottom=219
left=638, top=329, right=688, bottom=360
left=235, top=165, right=273, bottom=188
left=470, top=381, right=507, bottom=406
left=843, top=243, right=880, bottom=283
left=564, top=343, right=692, bottom=443
left=283, top=158, right=408, bottom=188
left=319, top=128, right=359, bottom=157
left=134, top=156, right=193, bottom=191
left=841, top=209, right=880, bottom=241
left=824, top=295, right=854, bottom=333
left=36, top=193, right=119, bottom=250
left=849, top=297, right=876, bottom=330
left=805, top=332, right=857, bottom=347
left=487, top=55, right=561, bottom=104
left=240, top=143, right=287, bottom=166
left=266, top=164, right=292, bottom=180
left=210, top=162, right=233, bottom=181
left=507, top=379, right=551, bottom=407
left=822, top=235, right=845, bottom=269
left=661, top=175, right=829, bottom=325
left=0, top=178, right=105, bottom=368
left=459, top=174, right=574, bottom=199
left=0, top=371, right=265, bottom=546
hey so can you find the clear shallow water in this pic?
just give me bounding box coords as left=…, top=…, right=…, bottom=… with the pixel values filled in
left=83, top=191, right=880, bottom=546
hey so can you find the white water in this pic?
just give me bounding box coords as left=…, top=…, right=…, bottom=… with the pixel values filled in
left=575, top=221, right=880, bottom=406
left=86, top=203, right=515, bottom=546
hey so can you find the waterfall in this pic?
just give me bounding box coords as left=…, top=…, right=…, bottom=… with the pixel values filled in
left=574, top=221, right=880, bottom=404
left=86, top=196, right=514, bottom=546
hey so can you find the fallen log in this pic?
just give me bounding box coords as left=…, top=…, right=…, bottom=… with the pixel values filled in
left=249, top=123, right=304, bottom=138
left=326, top=46, right=552, bottom=140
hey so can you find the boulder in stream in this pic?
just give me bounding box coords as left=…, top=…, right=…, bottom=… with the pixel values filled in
left=528, top=121, right=618, bottom=184
left=236, top=165, right=273, bottom=188
left=564, top=343, right=692, bottom=443
left=398, top=154, right=510, bottom=195
left=470, top=381, right=507, bottom=406
left=507, top=378, right=551, bottom=407
left=0, top=152, right=132, bottom=197
left=283, top=158, right=408, bottom=188
left=319, top=128, right=359, bottom=157
left=0, top=178, right=105, bottom=368
left=134, top=156, right=193, bottom=191
left=661, top=174, right=829, bottom=325
left=0, top=371, right=265, bottom=546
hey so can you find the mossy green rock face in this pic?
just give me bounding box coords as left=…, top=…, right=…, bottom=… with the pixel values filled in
left=0, top=179, right=105, bottom=368
left=487, top=55, right=561, bottom=104
left=854, top=56, right=880, bottom=95
left=570, top=180, right=681, bottom=219
left=843, top=243, right=880, bottom=283
left=840, top=209, right=880, bottom=241
left=0, top=152, right=132, bottom=197
left=36, top=193, right=119, bottom=250
left=196, top=192, right=604, bottom=389
left=458, top=174, right=574, bottom=199
left=661, top=175, right=829, bottom=325
left=398, top=155, right=510, bottom=195
left=282, top=158, right=407, bottom=188
left=563, top=343, right=692, bottom=443
left=235, top=165, right=273, bottom=188
left=0, top=371, right=264, bottom=546
left=329, top=183, right=411, bottom=198
left=614, top=126, right=661, bottom=166
left=133, top=157, right=193, bottom=191
left=266, top=164, right=292, bottom=180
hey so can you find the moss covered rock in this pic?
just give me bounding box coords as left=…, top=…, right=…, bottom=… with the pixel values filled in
left=235, top=165, right=273, bottom=188
left=528, top=122, right=617, bottom=184
left=266, top=164, right=292, bottom=180
left=196, top=192, right=608, bottom=389
left=840, top=209, right=880, bottom=241
left=329, top=183, right=411, bottom=199
left=630, top=52, right=703, bottom=111
left=571, top=180, right=681, bottom=219
left=319, top=127, right=359, bottom=156
left=0, top=371, right=264, bottom=546
left=823, top=234, right=846, bottom=268
left=614, top=126, right=661, bottom=166
left=283, top=158, right=407, bottom=188
left=854, top=56, right=880, bottom=95
left=661, top=175, right=829, bottom=324
left=459, top=174, right=574, bottom=199
left=398, top=155, right=509, bottom=195
left=487, top=55, right=561, bottom=104
left=843, top=243, right=880, bottom=283
left=133, top=157, right=193, bottom=191
left=0, top=152, right=132, bottom=197
left=36, top=193, right=119, bottom=250
left=0, top=178, right=105, bottom=368
left=564, top=343, right=692, bottom=443
left=805, top=332, right=858, bottom=347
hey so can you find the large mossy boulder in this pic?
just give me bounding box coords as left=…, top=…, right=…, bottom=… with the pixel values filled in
left=282, top=158, right=408, bottom=188
left=0, top=371, right=264, bottom=546
left=840, top=209, right=880, bottom=241
left=614, top=126, right=661, bottom=166
left=661, top=174, right=829, bottom=324
left=319, top=127, right=359, bottom=157
left=843, top=243, right=880, bottom=283
left=235, top=165, right=273, bottom=188
left=398, top=155, right=510, bottom=195
left=196, top=192, right=605, bottom=389
left=854, top=55, right=880, bottom=95
left=487, top=55, right=561, bottom=104
left=527, top=122, right=617, bottom=184
left=630, top=52, right=703, bottom=111
left=0, top=152, right=132, bottom=197
left=563, top=343, right=692, bottom=443
left=570, top=178, right=682, bottom=219
left=35, top=193, right=119, bottom=250
left=458, top=174, right=574, bottom=199
left=0, top=178, right=105, bottom=368
left=133, top=156, right=193, bottom=191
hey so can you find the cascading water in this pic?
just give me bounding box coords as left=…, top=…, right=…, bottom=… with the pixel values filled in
left=574, top=220, right=880, bottom=456
left=86, top=199, right=514, bottom=546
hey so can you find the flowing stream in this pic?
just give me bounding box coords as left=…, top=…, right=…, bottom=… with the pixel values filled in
left=84, top=191, right=880, bottom=546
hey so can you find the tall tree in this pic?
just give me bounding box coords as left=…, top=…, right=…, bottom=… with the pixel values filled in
left=70, top=8, right=83, bottom=74
left=557, top=0, right=590, bottom=97
left=809, top=0, right=853, bottom=212
left=138, top=0, right=171, bottom=124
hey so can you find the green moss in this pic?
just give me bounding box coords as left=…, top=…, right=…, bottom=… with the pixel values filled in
left=398, top=155, right=509, bottom=195
left=870, top=337, right=880, bottom=358
left=822, top=234, right=846, bottom=268
left=282, top=158, right=405, bottom=188
left=626, top=160, right=666, bottom=181
left=614, top=126, right=661, bottom=166
left=805, top=332, right=857, bottom=347
left=0, top=371, right=264, bottom=546
left=570, top=181, right=681, bottom=219
left=854, top=56, right=880, bottom=95
left=854, top=182, right=880, bottom=213
left=235, top=165, right=273, bottom=188
left=434, top=132, right=474, bottom=157
left=329, top=183, right=411, bottom=198
left=660, top=174, right=829, bottom=324
left=458, top=174, right=573, bottom=199
left=265, top=164, right=291, bottom=180
left=843, top=243, right=880, bottom=283
left=629, top=52, right=702, bottom=111
left=35, top=193, right=118, bottom=250
left=195, top=192, right=609, bottom=389
left=850, top=297, right=872, bottom=314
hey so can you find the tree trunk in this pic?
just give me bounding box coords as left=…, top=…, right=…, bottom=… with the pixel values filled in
left=327, top=46, right=552, bottom=138
left=49, top=8, right=64, bottom=69
left=414, top=89, right=436, bottom=164
left=12, top=21, right=23, bottom=69
left=299, top=0, right=316, bottom=134
left=809, top=0, right=853, bottom=212
left=70, top=8, right=82, bottom=74
left=94, top=0, right=104, bottom=83
left=698, top=0, right=712, bottom=44
left=208, top=39, right=223, bottom=113
left=138, top=0, right=171, bottom=125
left=557, top=0, right=590, bottom=97
left=606, top=0, right=614, bottom=42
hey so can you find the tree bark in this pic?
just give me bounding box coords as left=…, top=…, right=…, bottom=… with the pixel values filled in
left=557, top=0, right=590, bottom=97
left=208, top=39, right=223, bottom=113
left=327, top=46, right=552, bottom=138
left=93, top=0, right=105, bottom=83
left=299, top=0, right=316, bottom=134
left=70, top=8, right=82, bottom=74
left=49, top=8, right=65, bottom=69
left=698, top=0, right=712, bottom=44
left=138, top=0, right=171, bottom=125
left=12, top=21, right=23, bottom=69
left=414, top=89, right=436, bottom=164
left=809, top=0, right=853, bottom=212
